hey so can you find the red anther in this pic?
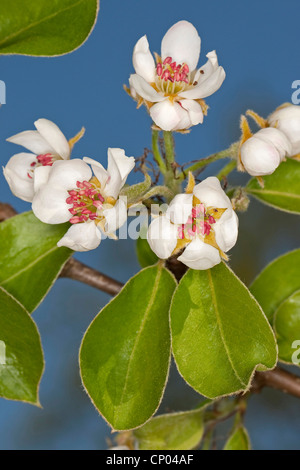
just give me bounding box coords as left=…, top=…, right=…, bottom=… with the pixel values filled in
left=69, top=208, right=77, bottom=214
left=180, top=73, right=187, bottom=81
left=83, top=181, right=92, bottom=188
left=66, top=196, right=73, bottom=204
left=69, top=190, right=77, bottom=196
left=89, top=213, right=97, bottom=220
left=93, top=200, right=102, bottom=209
left=163, top=56, right=172, bottom=65
left=174, top=72, right=180, bottom=81
left=182, top=64, right=189, bottom=74
left=70, top=216, right=80, bottom=224
left=170, top=61, right=177, bottom=70
left=192, top=224, right=197, bottom=233
left=30, top=161, right=36, bottom=167
left=191, top=207, right=197, bottom=218
left=156, top=63, right=163, bottom=76
left=183, top=77, right=189, bottom=84
left=27, top=172, right=32, bottom=179
left=76, top=181, right=84, bottom=188
left=208, top=216, right=216, bottom=224
left=81, top=209, right=92, bottom=214
left=99, top=195, right=105, bottom=203
left=78, top=190, right=86, bottom=196
left=162, top=70, right=171, bottom=81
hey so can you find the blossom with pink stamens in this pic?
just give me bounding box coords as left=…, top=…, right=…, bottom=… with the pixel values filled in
left=128, top=20, right=226, bottom=131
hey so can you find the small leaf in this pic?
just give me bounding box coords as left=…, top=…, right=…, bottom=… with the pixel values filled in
left=120, top=173, right=152, bottom=204
left=134, top=408, right=205, bottom=450
left=136, top=236, right=158, bottom=268
left=273, top=291, right=300, bottom=365
left=170, top=264, right=277, bottom=399
left=0, top=211, right=72, bottom=313
left=250, top=249, right=300, bottom=322
left=0, top=0, right=99, bottom=56
left=224, top=426, right=251, bottom=450
left=246, top=159, right=300, bottom=214
left=80, top=264, right=177, bottom=431
left=0, top=287, right=44, bottom=405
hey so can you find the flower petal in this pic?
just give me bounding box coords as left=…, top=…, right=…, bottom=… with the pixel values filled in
left=103, top=197, right=128, bottom=233
left=254, top=127, right=292, bottom=161
left=150, top=100, right=185, bottom=131
left=180, top=63, right=225, bottom=100
left=193, top=176, right=231, bottom=212
left=32, top=185, right=70, bottom=224
left=83, top=157, right=109, bottom=188
left=57, top=222, right=101, bottom=252
left=132, top=35, right=156, bottom=83
left=214, top=211, right=239, bottom=253
left=129, top=74, right=164, bottom=103
left=178, top=237, right=221, bottom=270
left=147, top=215, right=178, bottom=259
left=47, top=159, right=92, bottom=190
left=33, top=165, right=52, bottom=192
left=269, top=105, right=300, bottom=156
left=3, top=152, right=36, bottom=202
left=34, top=118, right=70, bottom=160
left=6, top=130, right=56, bottom=155
left=161, top=20, right=201, bottom=71
left=105, top=148, right=135, bottom=199
left=240, top=136, right=281, bottom=176
left=179, top=99, right=204, bottom=126
left=166, top=193, right=193, bottom=224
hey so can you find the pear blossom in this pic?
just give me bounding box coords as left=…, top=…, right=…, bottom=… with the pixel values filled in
left=32, top=149, right=135, bottom=252
left=268, top=104, right=300, bottom=156
left=3, top=118, right=76, bottom=202
left=240, top=127, right=292, bottom=176
left=128, top=20, right=226, bottom=131
left=147, top=177, right=238, bottom=270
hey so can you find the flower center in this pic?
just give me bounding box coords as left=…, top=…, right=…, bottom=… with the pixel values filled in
left=178, top=203, right=216, bottom=240
left=66, top=179, right=105, bottom=224
left=155, top=56, right=190, bottom=95
left=27, top=153, right=61, bottom=179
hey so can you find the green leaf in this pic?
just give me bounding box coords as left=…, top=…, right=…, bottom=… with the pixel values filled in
left=0, top=287, right=44, bottom=405
left=170, top=264, right=277, bottom=399
left=136, top=236, right=158, bottom=268
left=120, top=174, right=152, bottom=204
left=273, top=291, right=300, bottom=365
left=79, top=264, right=177, bottom=431
left=134, top=408, right=205, bottom=450
left=250, top=249, right=300, bottom=322
left=0, top=0, right=99, bottom=56
left=224, top=426, right=251, bottom=450
left=0, top=211, right=72, bottom=313
left=246, top=159, right=300, bottom=214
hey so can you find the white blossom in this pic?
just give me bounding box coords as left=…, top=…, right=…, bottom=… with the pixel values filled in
left=268, top=104, right=300, bottom=156
left=147, top=177, right=238, bottom=270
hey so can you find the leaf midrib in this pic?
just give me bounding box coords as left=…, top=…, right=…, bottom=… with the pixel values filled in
left=207, top=269, right=247, bottom=387
left=248, top=189, right=300, bottom=199
left=0, top=0, right=86, bottom=49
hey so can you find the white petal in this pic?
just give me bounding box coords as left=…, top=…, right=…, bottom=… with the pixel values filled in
left=193, top=176, right=231, bottom=212
left=150, top=100, right=184, bottom=131
left=180, top=65, right=225, bottom=100
left=269, top=105, right=300, bottom=156
left=7, top=130, right=56, bottom=155
left=161, top=20, right=201, bottom=71
left=47, top=159, right=92, bottom=190
left=34, top=118, right=70, bottom=160
left=33, top=165, right=52, bottom=192
left=32, top=185, right=70, bottom=224
left=83, top=157, right=109, bottom=188
left=214, top=211, right=239, bottom=253
left=240, top=136, right=281, bottom=176
left=105, top=148, right=135, bottom=199
left=178, top=237, right=221, bottom=270
left=147, top=215, right=178, bottom=259
left=132, top=35, right=156, bottom=83
left=180, top=99, right=204, bottom=125
left=166, top=193, right=193, bottom=225
left=254, top=127, right=292, bottom=161
left=3, top=152, right=36, bottom=202
left=129, top=74, right=164, bottom=103
left=57, top=222, right=101, bottom=252
left=103, top=198, right=128, bottom=233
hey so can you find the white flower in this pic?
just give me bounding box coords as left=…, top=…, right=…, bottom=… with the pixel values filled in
left=32, top=149, right=135, bottom=252
left=147, top=177, right=238, bottom=270
left=3, top=118, right=72, bottom=202
left=268, top=104, right=300, bottom=156
left=128, top=20, right=226, bottom=131
left=240, top=127, right=292, bottom=176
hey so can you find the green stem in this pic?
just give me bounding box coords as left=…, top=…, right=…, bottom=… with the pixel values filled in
left=152, top=130, right=167, bottom=174
left=163, top=131, right=175, bottom=168
left=216, top=159, right=237, bottom=181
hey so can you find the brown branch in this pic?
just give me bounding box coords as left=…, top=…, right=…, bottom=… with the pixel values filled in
left=60, top=257, right=123, bottom=297
left=1, top=202, right=300, bottom=399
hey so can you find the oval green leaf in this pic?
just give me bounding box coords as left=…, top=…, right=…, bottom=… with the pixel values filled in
left=136, top=236, right=158, bottom=268
left=250, top=249, right=300, bottom=322
left=170, top=263, right=277, bottom=399
left=80, top=264, right=176, bottom=431
left=246, top=159, right=300, bottom=214
left=134, top=408, right=205, bottom=450
left=0, top=211, right=72, bottom=313
left=224, top=426, right=251, bottom=450
left=273, top=291, right=300, bottom=365
left=0, top=287, right=44, bottom=405
left=0, top=0, right=99, bottom=56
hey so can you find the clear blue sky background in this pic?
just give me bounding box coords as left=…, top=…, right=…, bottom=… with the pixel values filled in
left=0, top=0, right=300, bottom=449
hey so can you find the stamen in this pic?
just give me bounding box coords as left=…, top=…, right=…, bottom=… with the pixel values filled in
left=66, top=180, right=105, bottom=224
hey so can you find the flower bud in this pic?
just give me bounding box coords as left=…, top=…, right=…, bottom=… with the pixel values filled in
left=268, top=104, right=300, bottom=156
